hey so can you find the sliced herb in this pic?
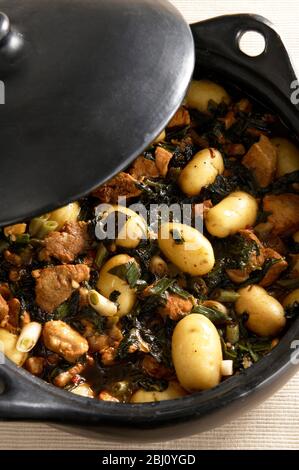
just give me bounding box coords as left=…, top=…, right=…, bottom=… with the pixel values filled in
left=109, top=261, right=141, bottom=288
left=192, top=305, right=230, bottom=325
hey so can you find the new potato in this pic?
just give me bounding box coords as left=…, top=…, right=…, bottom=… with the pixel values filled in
left=186, top=79, right=231, bottom=114
left=158, top=222, right=215, bottom=276
left=205, top=191, right=258, bottom=238
left=0, top=329, right=27, bottom=366
left=235, top=285, right=286, bottom=337
left=97, top=205, right=147, bottom=249
left=130, top=381, right=187, bottom=403
left=71, top=383, right=95, bottom=398
left=178, top=148, right=224, bottom=197
left=97, top=254, right=138, bottom=317
left=49, top=202, right=80, bottom=230
left=172, top=314, right=223, bottom=391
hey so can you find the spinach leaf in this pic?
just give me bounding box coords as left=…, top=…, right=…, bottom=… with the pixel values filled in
left=109, top=261, right=141, bottom=288
left=192, top=305, right=230, bottom=325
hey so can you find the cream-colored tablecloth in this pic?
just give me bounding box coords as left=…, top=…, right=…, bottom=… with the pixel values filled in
left=1, top=0, right=299, bottom=450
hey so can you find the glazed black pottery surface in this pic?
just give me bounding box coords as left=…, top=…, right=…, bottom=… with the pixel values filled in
left=0, top=13, right=299, bottom=442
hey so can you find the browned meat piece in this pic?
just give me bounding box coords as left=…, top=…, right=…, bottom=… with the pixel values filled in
left=101, top=346, right=118, bottom=366
left=92, top=172, right=141, bottom=203
left=226, top=230, right=265, bottom=283
left=3, top=223, right=27, bottom=241
left=86, top=324, right=123, bottom=368
left=234, top=98, right=252, bottom=113
left=53, top=362, right=86, bottom=387
left=0, top=294, right=9, bottom=328
left=39, top=222, right=90, bottom=263
left=24, top=357, right=45, bottom=376
left=6, top=298, right=21, bottom=333
left=32, top=264, right=90, bottom=313
left=242, top=135, right=277, bottom=187
left=259, top=248, right=288, bottom=287
left=263, top=194, right=299, bottom=236
left=167, top=106, right=190, bottom=128
left=155, top=147, right=173, bottom=177
left=254, top=223, right=287, bottom=256
left=43, top=320, right=89, bottom=363
left=3, top=250, right=22, bottom=267
left=142, top=355, right=173, bottom=380
left=129, top=156, right=159, bottom=180
left=224, top=143, right=246, bottom=156
left=158, top=293, right=193, bottom=321
left=87, top=333, right=110, bottom=353
left=0, top=284, right=11, bottom=300
left=220, top=111, right=236, bottom=130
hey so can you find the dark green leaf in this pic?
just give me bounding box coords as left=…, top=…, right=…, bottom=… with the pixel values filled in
left=109, top=261, right=141, bottom=288
left=169, top=284, right=192, bottom=299
left=191, top=305, right=230, bottom=325
left=148, top=278, right=175, bottom=295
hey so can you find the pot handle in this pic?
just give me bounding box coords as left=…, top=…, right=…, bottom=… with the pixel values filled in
left=0, top=359, right=98, bottom=422
left=191, top=14, right=299, bottom=122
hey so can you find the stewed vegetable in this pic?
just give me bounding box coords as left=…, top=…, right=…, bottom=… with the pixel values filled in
left=1, top=79, right=299, bottom=403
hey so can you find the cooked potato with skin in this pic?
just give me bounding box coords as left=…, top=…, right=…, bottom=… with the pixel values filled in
left=205, top=191, right=258, bottom=238
left=172, top=314, right=222, bottom=391
left=235, top=285, right=286, bottom=337
left=97, top=254, right=138, bottom=317
left=153, top=129, right=166, bottom=143
left=49, top=202, right=80, bottom=230
left=178, top=148, right=224, bottom=197
left=0, top=329, right=27, bottom=366
left=186, top=79, right=231, bottom=114
left=271, top=137, right=299, bottom=178
left=282, top=289, right=299, bottom=308
left=71, top=383, right=95, bottom=398
left=130, top=381, right=187, bottom=403
left=98, top=205, right=147, bottom=249
left=158, top=222, right=215, bottom=276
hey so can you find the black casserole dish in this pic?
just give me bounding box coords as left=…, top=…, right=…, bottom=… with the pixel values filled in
left=0, top=10, right=299, bottom=441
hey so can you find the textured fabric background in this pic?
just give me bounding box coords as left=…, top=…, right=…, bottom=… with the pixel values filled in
left=0, top=0, right=299, bottom=450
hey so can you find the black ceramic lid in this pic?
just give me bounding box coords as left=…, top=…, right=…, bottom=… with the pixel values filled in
left=0, top=0, right=194, bottom=226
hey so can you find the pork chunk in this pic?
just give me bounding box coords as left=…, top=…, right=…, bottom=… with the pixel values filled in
left=43, top=320, right=89, bottom=363
left=226, top=230, right=265, bottom=283
left=155, top=147, right=173, bottom=177
left=0, top=294, right=9, bottom=327
left=263, top=194, right=299, bottom=236
left=32, top=264, right=90, bottom=313
left=259, top=248, right=288, bottom=287
left=158, top=294, right=193, bottom=321
left=167, top=106, right=190, bottom=128
left=92, top=172, right=140, bottom=203
left=129, top=156, right=159, bottom=180
left=242, top=135, right=277, bottom=187
left=39, top=222, right=90, bottom=263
